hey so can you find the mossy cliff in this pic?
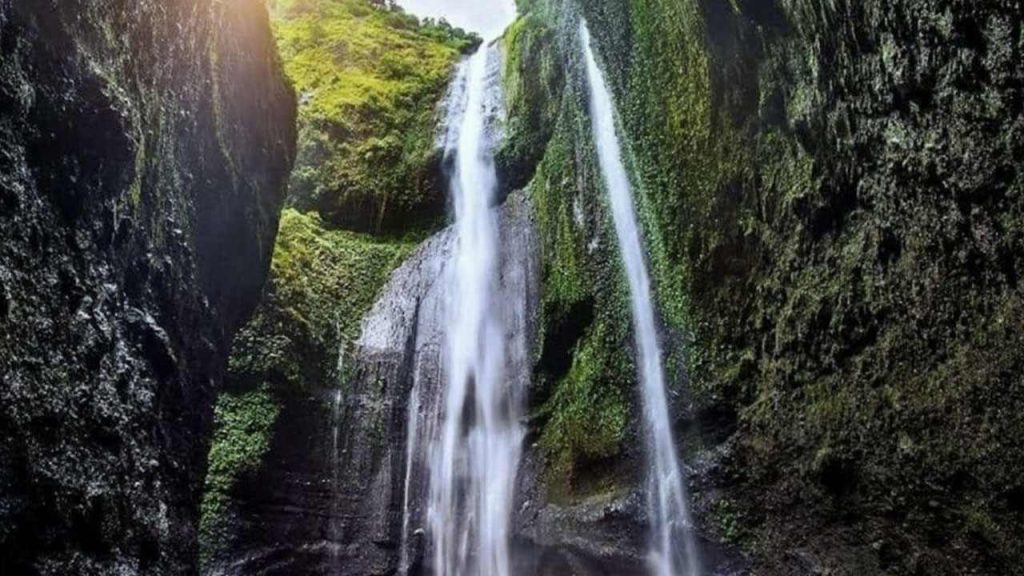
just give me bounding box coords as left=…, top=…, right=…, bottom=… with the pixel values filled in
left=273, top=0, right=478, bottom=233
left=0, top=0, right=296, bottom=574
left=198, top=1, right=463, bottom=571
left=199, top=210, right=416, bottom=570
left=503, top=0, right=1023, bottom=574
left=503, top=0, right=732, bottom=510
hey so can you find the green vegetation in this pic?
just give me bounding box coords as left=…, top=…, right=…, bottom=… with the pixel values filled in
left=530, top=115, right=638, bottom=497
left=539, top=320, right=632, bottom=494
left=497, top=9, right=643, bottom=499
left=499, top=0, right=739, bottom=500
left=272, top=0, right=479, bottom=233
left=195, top=0, right=1024, bottom=572
left=508, top=0, right=1024, bottom=572
left=200, top=209, right=415, bottom=560
left=201, top=3, right=456, bottom=555
left=496, top=13, right=563, bottom=190
left=200, top=386, right=279, bottom=559
left=227, top=209, right=417, bottom=392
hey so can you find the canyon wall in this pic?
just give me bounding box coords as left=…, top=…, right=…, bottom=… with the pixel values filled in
left=0, top=0, right=296, bottom=573
left=502, top=0, right=1024, bottom=574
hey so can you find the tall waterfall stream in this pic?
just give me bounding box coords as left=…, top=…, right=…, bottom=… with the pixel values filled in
left=580, top=21, right=703, bottom=576
left=401, top=43, right=528, bottom=576
left=384, top=28, right=704, bottom=576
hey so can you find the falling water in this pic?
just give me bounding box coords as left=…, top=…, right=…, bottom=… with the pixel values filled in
left=427, top=44, right=522, bottom=576
left=399, top=385, right=421, bottom=575
left=580, top=21, right=702, bottom=576
left=330, top=383, right=343, bottom=572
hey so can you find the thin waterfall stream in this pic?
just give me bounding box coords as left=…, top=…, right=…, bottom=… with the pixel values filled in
left=580, top=21, right=703, bottom=576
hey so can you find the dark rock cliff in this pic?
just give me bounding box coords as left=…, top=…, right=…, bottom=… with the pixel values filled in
left=500, top=0, right=1024, bottom=574
left=683, top=2, right=1024, bottom=574
left=0, top=0, right=296, bottom=573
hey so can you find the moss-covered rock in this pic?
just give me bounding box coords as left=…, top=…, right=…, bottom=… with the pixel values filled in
left=199, top=209, right=415, bottom=566
left=492, top=4, right=650, bottom=503
left=226, top=209, right=417, bottom=394
left=497, top=12, right=565, bottom=191
left=0, top=0, right=296, bottom=573
left=699, top=2, right=1024, bottom=573
left=507, top=0, right=1024, bottom=573
left=274, top=0, right=479, bottom=233
left=199, top=387, right=279, bottom=554
left=199, top=3, right=462, bottom=562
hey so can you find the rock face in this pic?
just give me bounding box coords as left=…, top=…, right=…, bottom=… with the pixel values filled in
left=500, top=0, right=1024, bottom=574
left=207, top=192, right=539, bottom=576
left=685, top=2, right=1024, bottom=574
left=0, top=0, right=296, bottom=573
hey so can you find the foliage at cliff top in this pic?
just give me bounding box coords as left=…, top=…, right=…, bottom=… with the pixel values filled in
left=271, top=0, right=480, bottom=233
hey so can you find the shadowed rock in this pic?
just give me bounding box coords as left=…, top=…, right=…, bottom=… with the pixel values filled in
left=0, top=0, right=296, bottom=573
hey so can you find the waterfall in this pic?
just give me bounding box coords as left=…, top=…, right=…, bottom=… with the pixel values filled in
left=579, top=21, right=702, bottom=576
left=399, top=385, right=421, bottom=575
left=427, top=43, right=523, bottom=576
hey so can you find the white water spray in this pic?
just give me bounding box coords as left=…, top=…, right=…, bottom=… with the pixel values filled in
left=580, top=21, right=702, bottom=576
left=427, top=44, right=522, bottom=576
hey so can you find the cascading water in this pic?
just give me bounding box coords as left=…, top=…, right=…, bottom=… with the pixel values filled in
left=580, top=21, right=702, bottom=576
left=427, top=43, right=523, bottom=576
left=331, top=345, right=344, bottom=573
left=399, top=385, right=421, bottom=575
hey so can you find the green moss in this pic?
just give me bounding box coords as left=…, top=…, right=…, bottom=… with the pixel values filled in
left=273, top=0, right=479, bottom=233
left=498, top=0, right=740, bottom=498
left=539, top=319, right=631, bottom=495
left=672, top=1, right=1024, bottom=572
left=529, top=105, right=589, bottom=313
left=496, top=13, right=564, bottom=190
left=499, top=16, right=644, bottom=497
left=228, top=208, right=417, bottom=392
left=201, top=208, right=416, bottom=559
left=597, top=0, right=746, bottom=366
left=711, top=497, right=749, bottom=545
left=199, top=386, right=279, bottom=561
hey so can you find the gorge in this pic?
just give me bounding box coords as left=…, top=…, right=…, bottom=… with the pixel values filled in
left=2, top=0, right=1023, bottom=575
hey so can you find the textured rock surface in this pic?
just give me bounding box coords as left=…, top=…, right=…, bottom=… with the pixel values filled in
left=0, top=0, right=296, bottom=573
left=501, top=0, right=1024, bottom=574
left=205, top=193, right=539, bottom=576
left=686, top=2, right=1024, bottom=574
